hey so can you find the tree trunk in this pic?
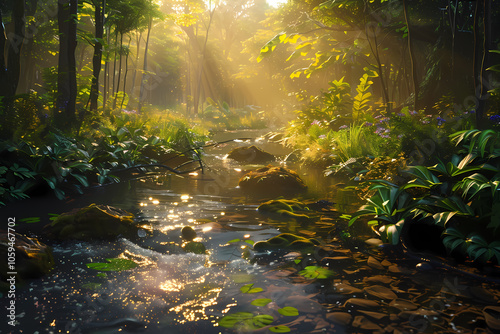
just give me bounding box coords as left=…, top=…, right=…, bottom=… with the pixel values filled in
left=403, top=0, right=419, bottom=111
left=121, top=36, right=132, bottom=110
left=193, top=7, right=216, bottom=115
left=475, top=0, right=490, bottom=129
left=56, top=0, right=78, bottom=128
left=139, top=17, right=152, bottom=113
left=90, top=0, right=105, bottom=112
left=111, top=29, right=118, bottom=107
left=0, top=2, right=25, bottom=139
left=129, top=31, right=141, bottom=101
left=103, top=25, right=110, bottom=111
left=113, top=32, right=124, bottom=109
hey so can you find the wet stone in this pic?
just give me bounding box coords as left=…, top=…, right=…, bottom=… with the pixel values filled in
left=358, top=310, right=389, bottom=321
left=326, top=312, right=352, bottom=326
left=363, top=275, right=393, bottom=285
left=367, top=256, right=385, bottom=270
left=364, top=285, right=398, bottom=300
left=389, top=299, right=418, bottom=312
left=365, top=238, right=383, bottom=247
left=483, top=306, right=500, bottom=331
left=381, top=259, right=393, bottom=267
left=388, top=264, right=413, bottom=275
left=451, top=309, right=485, bottom=329
left=470, top=286, right=498, bottom=304
left=398, top=308, right=439, bottom=320
left=334, top=282, right=363, bottom=295
left=352, top=315, right=383, bottom=331
left=344, top=298, right=380, bottom=309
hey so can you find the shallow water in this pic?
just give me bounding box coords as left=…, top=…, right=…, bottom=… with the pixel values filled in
left=3, top=133, right=500, bottom=334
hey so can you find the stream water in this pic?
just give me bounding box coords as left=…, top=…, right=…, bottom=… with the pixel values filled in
left=3, top=130, right=500, bottom=334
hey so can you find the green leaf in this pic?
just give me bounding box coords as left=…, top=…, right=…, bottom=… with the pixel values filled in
left=86, top=258, right=137, bottom=272
left=252, top=314, right=274, bottom=328
left=245, top=239, right=255, bottom=246
left=218, top=313, right=273, bottom=330
left=18, top=217, right=41, bottom=224
left=240, top=284, right=263, bottom=294
left=82, top=282, right=102, bottom=290
left=227, top=239, right=241, bottom=244
left=270, top=325, right=291, bottom=333
left=299, top=266, right=335, bottom=279
left=218, top=312, right=254, bottom=328
left=251, top=298, right=272, bottom=307
left=278, top=306, right=299, bottom=316
left=71, top=173, right=89, bottom=187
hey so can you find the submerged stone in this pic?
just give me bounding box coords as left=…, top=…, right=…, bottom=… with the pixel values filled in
left=181, top=226, right=197, bottom=241
left=344, top=298, right=381, bottom=309
left=352, top=315, right=383, bottom=331
left=326, top=312, right=352, bottom=326
left=364, top=285, right=398, bottom=300
left=257, top=199, right=315, bottom=223
left=183, top=241, right=207, bottom=254
left=0, top=232, right=54, bottom=288
left=253, top=233, right=318, bottom=253
left=483, top=306, right=500, bottom=330
left=238, top=165, right=307, bottom=197
left=45, top=203, right=138, bottom=240
left=227, top=145, right=275, bottom=164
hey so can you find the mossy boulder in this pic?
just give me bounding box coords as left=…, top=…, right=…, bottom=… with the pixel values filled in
left=227, top=145, right=275, bottom=164
left=239, top=165, right=307, bottom=197
left=258, top=199, right=314, bottom=223
left=1, top=231, right=54, bottom=289
left=183, top=241, right=207, bottom=254
left=181, top=226, right=197, bottom=241
left=253, top=233, right=319, bottom=253
left=45, top=204, right=138, bottom=240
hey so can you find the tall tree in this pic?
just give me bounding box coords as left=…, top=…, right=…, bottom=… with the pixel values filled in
left=56, top=0, right=78, bottom=128
left=89, top=0, right=105, bottom=111
left=0, top=0, right=25, bottom=139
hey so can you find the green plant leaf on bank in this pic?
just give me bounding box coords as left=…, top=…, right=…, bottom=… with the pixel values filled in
left=86, top=258, right=138, bottom=272
left=270, top=325, right=291, bottom=332
left=218, top=312, right=253, bottom=328
left=299, top=266, right=335, bottom=279
left=218, top=312, right=273, bottom=329
left=251, top=298, right=272, bottom=307
left=19, top=217, right=41, bottom=224
left=278, top=306, right=299, bottom=316
left=240, top=283, right=263, bottom=294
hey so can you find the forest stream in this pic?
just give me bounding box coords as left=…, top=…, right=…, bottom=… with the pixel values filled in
left=3, top=130, right=500, bottom=334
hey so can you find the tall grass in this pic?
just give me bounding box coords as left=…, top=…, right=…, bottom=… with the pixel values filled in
left=333, top=123, right=384, bottom=162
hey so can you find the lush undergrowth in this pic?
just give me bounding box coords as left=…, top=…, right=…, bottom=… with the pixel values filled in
left=0, top=109, right=209, bottom=205
left=348, top=129, right=500, bottom=264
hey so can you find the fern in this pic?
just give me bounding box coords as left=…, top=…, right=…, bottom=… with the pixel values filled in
left=352, top=69, right=377, bottom=122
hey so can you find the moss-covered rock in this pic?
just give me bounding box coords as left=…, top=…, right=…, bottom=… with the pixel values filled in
left=183, top=241, right=207, bottom=254
left=253, top=233, right=319, bottom=253
left=0, top=231, right=54, bottom=289
left=258, top=199, right=315, bottom=222
left=227, top=146, right=275, bottom=164
left=181, top=226, right=197, bottom=241
left=45, top=204, right=138, bottom=240
left=239, top=165, right=307, bottom=197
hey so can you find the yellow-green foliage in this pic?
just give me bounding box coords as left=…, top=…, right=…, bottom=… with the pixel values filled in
left=253, top=233, right=319, bottom=253
left=48, top=204, right=138, bottom=240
